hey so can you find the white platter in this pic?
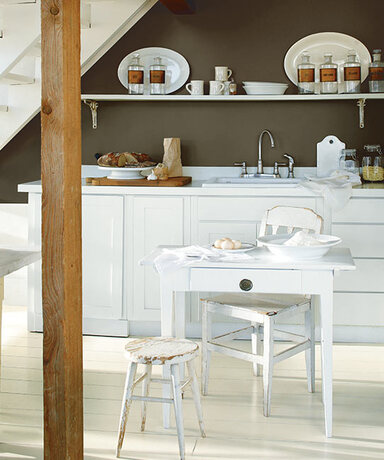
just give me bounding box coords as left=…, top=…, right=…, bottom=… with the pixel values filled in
left=210, top=243, right=256, bottom=254
left=97, top=165, right=153, bottom=180
left=258, top=234, right=341, bottom=260
left=284, top=32, right=371, bottom=91
left=117, top=47, right=190, bottom=95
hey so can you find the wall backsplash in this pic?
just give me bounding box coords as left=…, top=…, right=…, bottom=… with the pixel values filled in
left=1, top=0, right=384, bottom=202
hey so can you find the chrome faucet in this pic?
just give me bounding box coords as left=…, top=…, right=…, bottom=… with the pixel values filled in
left=256, top=129, right=275, bottom=176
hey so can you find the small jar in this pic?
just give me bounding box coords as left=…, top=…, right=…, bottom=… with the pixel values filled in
left=339, top=149, right=359, bottom=174
left=362, top=145, right=384, bottom=183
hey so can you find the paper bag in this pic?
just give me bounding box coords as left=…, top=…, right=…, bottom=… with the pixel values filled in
left=163, top=138, right=182, bottom=177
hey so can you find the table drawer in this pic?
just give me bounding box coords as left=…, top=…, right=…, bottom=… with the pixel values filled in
left=190, top=268, right=302, bottom=293
left=332, top=224, right=384, bottom=257
left=333, top=198, right=384, bottom=223
left=197, top=197, right=317, bottom=222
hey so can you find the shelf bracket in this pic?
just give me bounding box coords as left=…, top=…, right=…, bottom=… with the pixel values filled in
left=357, top=98, right=366, bottom=129
left=83, top=99, right=99, bottom=129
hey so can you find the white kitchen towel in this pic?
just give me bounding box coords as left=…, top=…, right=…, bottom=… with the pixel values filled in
left=153, top=245, right=254, bottom=274
left=300, top=170, right=361, bottom=211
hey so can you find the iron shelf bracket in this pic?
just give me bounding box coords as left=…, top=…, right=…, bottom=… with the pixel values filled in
left=83, top=99, right=99, bottom=129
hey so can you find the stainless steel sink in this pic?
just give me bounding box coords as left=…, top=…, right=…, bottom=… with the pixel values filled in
left=202, top=177, right=302, bottom=188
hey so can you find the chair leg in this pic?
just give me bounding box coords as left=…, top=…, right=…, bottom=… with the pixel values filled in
left=201, top=301, right=212, bottom=396
left=116, top=362, right=137, bottom=458
left=187, top=359, right=206, bottom=438
left=171, top=364, right=185, bottom=460
left=305, top=299, right=315, bottom=393
left=263, top=317, right=274, bottom=417
left=251, top=323, right=263, bottom=376
left=140, top=364, right=152, bottom=432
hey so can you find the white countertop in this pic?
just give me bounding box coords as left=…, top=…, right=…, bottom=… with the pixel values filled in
left=18, top=166, right=384, bottom=198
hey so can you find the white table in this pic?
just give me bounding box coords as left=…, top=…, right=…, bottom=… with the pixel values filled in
left=141, top=246, right=355, bottom=438
left=0, top=248, right=41, bottom=373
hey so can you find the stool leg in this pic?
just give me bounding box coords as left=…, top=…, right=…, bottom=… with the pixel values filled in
left=251, top=323, right=263, bottom=376
left=187, top=359, right=206, bottom=438
left=141, top=364, right=152, bottom=432
left=305, top=299, right=315, bottom=393
left=201, top=301, right=212, bottom=396
left=263, top=317, right=274, bottom=417
left=170, top=364, right=185, bottom=460
left=116, top=362, right=137, bottom=458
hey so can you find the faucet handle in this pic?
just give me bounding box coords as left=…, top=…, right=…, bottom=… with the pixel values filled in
left=273, top=161, right=287, bottom=178
left=283, top=154, right=295, bottom=178
left=283, top=153, right=295, bottom=164
left=234, top=161, right=248, bottom=177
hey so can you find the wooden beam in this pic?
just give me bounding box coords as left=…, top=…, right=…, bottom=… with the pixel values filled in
left=41, top=1, right=83, bottom=459
left=159, top=0, right=195, bottom=14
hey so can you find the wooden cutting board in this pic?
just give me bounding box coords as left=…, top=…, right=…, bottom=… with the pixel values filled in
left=86, top=176, right=192, bottom=187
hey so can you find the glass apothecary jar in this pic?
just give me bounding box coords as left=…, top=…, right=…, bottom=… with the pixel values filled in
left=362, top=145, right=384, bottom=183
left=339, top=149, right=359, bottom=174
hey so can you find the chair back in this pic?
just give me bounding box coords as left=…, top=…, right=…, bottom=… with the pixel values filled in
left=259, top=206, right=323, bottom=237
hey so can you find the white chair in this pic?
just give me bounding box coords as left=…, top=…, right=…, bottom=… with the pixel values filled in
left=116, top=337, right=206, bottom=460
left=201, top=206, right=323, bottom=417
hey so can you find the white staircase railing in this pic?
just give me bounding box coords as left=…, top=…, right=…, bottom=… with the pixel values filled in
left=0, top=0, right=157, bottom=150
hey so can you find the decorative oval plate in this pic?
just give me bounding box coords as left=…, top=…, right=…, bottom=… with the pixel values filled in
left=210, top=243, right=256, bottom=254
left=117, top=47, right=190, bottom=94
left=284, top=32, right=371, bottom=91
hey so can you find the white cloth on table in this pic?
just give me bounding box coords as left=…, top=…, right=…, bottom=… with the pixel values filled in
left=300, top=170, right=361, bottom=211
left=153, top=245, right=254, bottom=274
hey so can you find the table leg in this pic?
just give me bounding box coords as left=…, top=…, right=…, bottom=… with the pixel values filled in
left=160, top=280, right=174, bottom=429
left=318, top=274, right=334, bottom=438
left=175, top=292, right=186, bottom=381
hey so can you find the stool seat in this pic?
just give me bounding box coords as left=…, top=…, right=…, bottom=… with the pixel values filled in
left=124, top=337, right=199, bottom=365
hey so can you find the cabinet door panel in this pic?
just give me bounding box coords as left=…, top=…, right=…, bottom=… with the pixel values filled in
left=333, top=198, right=384, bottom=223
left=332, top=224, right=384, bottom=258
left=133, top=197, right=185, bottom=321
left=334, top=259, right=384, bottom=293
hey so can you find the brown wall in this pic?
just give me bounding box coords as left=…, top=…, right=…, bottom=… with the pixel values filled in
left=2, top=0, right=384, bottom=202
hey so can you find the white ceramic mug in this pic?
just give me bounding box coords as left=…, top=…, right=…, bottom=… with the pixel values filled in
left=209, top=80, right=225, bottom=95
left=186, top=80, right=204, bottom=95
left=215, top=66, right=233, bottom=82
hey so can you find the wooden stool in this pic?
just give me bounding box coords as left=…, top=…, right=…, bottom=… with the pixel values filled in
left=116, top=337, right=206, bottom=460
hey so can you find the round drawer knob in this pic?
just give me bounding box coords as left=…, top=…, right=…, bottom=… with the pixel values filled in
left=239, top=279, right=253, bottom=291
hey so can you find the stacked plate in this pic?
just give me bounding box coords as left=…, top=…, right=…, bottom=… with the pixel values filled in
left=243, top=81, right=288, bottom=95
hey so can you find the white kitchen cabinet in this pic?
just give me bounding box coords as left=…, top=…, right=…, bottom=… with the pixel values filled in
left=131, top=196, right=188, bottom=321
left=28, top=193, right=127, bottom=335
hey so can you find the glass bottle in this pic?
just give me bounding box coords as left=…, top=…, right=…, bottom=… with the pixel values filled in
left=369, top=49, right=384, bottom=93
left=150, top=57, right=166, bottom=95
left=320, top=53, right=338, bottom=94
left=362, top=145, right=384, bottom=183
left=339, top=149, right=359, bottom=174
left=128, top=53, right=144, bottom=95
left=297, top=52, right=315, bottom=94
left=343, top=50, right=361, bottom=93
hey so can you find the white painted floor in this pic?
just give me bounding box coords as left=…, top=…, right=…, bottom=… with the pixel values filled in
left=1, top=306, right=384, bottom=460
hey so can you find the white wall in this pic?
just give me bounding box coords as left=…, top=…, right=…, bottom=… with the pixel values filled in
left=0, top=203, right=29, bottom=305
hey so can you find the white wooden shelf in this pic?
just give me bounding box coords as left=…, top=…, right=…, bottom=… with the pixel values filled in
left=81, top=93, right=384, bottom=129
left=81, top=93, right=384, bottom=102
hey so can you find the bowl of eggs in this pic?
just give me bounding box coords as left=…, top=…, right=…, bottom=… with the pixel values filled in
left=212, top=238, right=256, bottom=253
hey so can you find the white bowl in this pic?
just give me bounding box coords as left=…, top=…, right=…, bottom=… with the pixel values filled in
left=257, top=234, right=341, bottom=260
left=243, top=85, right=288, bottom=95
left=243, top=81, right=288, bottom=86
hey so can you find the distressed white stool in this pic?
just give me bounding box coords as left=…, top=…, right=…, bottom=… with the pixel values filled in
left=116, top=337, right=206, bottom=460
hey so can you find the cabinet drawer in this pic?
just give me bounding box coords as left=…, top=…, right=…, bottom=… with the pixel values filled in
left=333, top=198, right=384, bottom=223
left=190, top=268, right=302, bottom=293
left=334, top=293, right=384, bottom=326
left=197, top=197, right=317, bottom=222
left=334, top=259, right=384, bottom=292
left=332, top=224, right=384, bottom=257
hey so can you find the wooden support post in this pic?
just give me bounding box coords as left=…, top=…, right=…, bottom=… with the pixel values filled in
left=159, top=0, right=195, bottom=14
left=41, top=1, right=83, bottom=458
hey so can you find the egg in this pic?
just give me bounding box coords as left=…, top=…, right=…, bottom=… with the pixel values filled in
left=214, top=239, right=224, bottom=249
left=221, top=239, right=235, bottom=250
left=233, top=240, right=242, bottom=249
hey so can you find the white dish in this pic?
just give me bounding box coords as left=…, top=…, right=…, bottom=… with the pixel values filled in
left=257, top=233, right=341, bottom=260
left=117, top=47, right=190, bottom=94
left=210, top=243, right=256, bottom=254
left=284, top=32, right=371, bottom=91
left=97, top=165, right=153, bottom=180
left=243, top=85, right=288, bottom=95
left=243, top=81, right=288, bottom=86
